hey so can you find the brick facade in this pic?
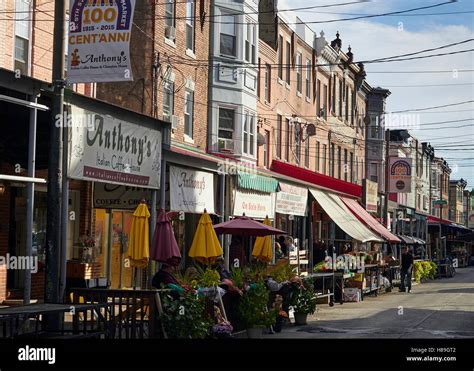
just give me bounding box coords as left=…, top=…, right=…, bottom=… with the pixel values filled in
left=96, top=0, right=211, bottom=151
left=257, top=22, right=366, bottom=186
left=0, top=263, right=6, bottom=303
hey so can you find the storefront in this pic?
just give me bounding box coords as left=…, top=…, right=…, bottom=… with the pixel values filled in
left=229, top=172, right=278, bottom=266
left=66, top=93, right=166, bottom=289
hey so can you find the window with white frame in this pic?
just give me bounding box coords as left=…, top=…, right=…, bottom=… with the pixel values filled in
left=285, top=41, right=291, bottom=84
left=162, top=77, right=174, bottom=122
left=264, top=64, right=271, bottom=103
left=245, top=22, right=256, bottom=63
left=370, top=163, right=378, bottom=183
left=14, top=0, right=31, bottom=75
left=165, top=0, right=176, bottom=41
left=218, top=108, right=235, bottom=140
left=277, top=35, right=283, bottom=80
left=184, top=90, right=194, bottom=138
left=186, top=0, right=195, bottom=51
left=304, top=137, right=309, bottom=168
left=220, top=13, right=236, bottom=57
left=296, top=52, right=302, bottom=94
left=243, top=112, right=255, bottom=156
left=305, top=59, right=311, bottom=98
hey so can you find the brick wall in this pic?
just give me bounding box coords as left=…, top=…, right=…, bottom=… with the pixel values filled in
left=0, top=0, right=92, bottom=95
left=0, top=264, right=6, bottom=303
left=96, top=0, right=211, bottom=152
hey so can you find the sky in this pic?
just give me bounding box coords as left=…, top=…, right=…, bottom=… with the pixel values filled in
left=278, top=0, right=474, bottom=189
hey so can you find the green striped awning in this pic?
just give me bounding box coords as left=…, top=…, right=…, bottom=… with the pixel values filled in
left=237, top=172, right=278, bottom=193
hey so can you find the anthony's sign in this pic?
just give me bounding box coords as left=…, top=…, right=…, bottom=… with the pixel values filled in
left=389, top=157, right=412, bottom=193
left=68, top=0, right=136, bottom=83
left=68, top=105, right=162, bottom=188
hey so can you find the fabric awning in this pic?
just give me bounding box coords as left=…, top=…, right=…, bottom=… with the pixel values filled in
left=340, top=197, right=401, bottom=243
left=398, top=235, right=416, bottom=244
left=310, top=189, right=383, bottom=243
left=237, top=172, right=278, bottom=193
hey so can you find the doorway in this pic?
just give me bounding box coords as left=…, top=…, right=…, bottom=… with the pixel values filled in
left=110, top=210, right=133, bottom=289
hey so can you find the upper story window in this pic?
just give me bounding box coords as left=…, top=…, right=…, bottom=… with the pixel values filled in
left=245, top=22, right=256, bottom=63
left=14, top=0, right=32, bottom=76
left=264, top=64, right=271, bottom=103
left=165, top=0, right=176, bottom=42
left=285, top=41, right=291, bottom=85
left=218, top=107, right=235, bottom=140
left=277, top=35, right=283, bottom=80
left=184, top=90, right=194, bottom=138
left=243, top=112, right=255, bottom=156
left=186, top=0, right=195, bottom=51
left=323, top=84, right=328, bottom=119
left=305, top=59, right=311, bottom=99
left=220, top=13, right=236, bottom=57
left=162, top=77, right=175, bottom=122
left=276, top=114, right=282, bottom=159
left=296, top=52, right=302, bottom=94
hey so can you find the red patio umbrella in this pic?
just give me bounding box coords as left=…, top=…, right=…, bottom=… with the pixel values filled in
left=150, top=209, right=182, bottom=266
left=213, top=215, right=286, bottom=237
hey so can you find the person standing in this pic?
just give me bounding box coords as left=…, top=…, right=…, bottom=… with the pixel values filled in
left=399, top=247, right=414, bottom=293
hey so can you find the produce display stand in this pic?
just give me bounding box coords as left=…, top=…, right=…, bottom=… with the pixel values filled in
left=305, top=272, right=335, bottom=307
left=361, top=264, right=380, bottom=300
left=379, top=264, right=401, bottom=288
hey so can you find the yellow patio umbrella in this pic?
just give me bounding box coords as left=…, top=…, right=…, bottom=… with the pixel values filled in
left=188, top=210, right=223, bottom=265
left=251, top=216, right=273, bottom=262
left=127, top=202, right=150, bottom=269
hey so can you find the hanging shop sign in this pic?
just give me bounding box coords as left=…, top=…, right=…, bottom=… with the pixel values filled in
left=275, top=183, right=307, bottom=216
left=69, top=105, right=162, bottom=188
left=170, top=166, right=215, bottom=214
left=389, top=157, right=412, bottom=193
left=363, top=179, right=378, bottom=213
left=233, top=189, right=275, bottom=219
left=68, top=0, right=136, bottom=83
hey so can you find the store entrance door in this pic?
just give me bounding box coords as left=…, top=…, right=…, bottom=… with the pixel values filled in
left=110, top=210, right=133, bottom=289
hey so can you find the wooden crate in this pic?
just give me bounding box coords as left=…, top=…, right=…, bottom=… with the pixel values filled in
left=67, top=261, right=102, bottom=279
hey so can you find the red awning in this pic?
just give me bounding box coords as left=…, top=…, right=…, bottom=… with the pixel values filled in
left=271, top=160, right=362, bottom=198
left=427, top=215, right=453, bottom=225
left=341, top=197, right=401, bottom=243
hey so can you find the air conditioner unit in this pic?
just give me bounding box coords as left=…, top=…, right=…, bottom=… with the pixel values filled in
left=218, top=139, right=234, bottom=153
left=170, top=115, right=179, bottom=130
left=165, top=26, right=176, bottom=40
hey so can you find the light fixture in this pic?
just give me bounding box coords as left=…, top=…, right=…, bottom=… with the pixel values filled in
left=0, top=182, right=5, bottom=195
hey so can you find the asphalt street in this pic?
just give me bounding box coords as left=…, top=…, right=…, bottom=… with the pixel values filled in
left=266, top=267, right=474, bottom=339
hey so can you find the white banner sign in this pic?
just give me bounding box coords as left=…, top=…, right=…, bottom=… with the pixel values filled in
left=275, top=183, right=307, bottom=216
left=68, top=0, right=136, bottom=83
left=364, top=179, right=378, bottom=213
left=389, top=157, right=412, bottom=193
left=233, top=189, right=275, bottom=219
left=170, top=166, right=215, bottom=214
left=69, top=105, right=162, bottom=188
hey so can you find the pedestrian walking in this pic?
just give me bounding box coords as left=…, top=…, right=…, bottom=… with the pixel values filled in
left=399, top=247, right=414, bottom=293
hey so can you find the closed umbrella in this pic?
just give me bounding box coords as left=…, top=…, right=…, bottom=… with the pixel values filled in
left=189, top=211, right=223, bottom=265
left=150, top=209, right=181, bottom=266
left=251, top=216, right=273, bottom=262
left=127, top=202, right=150, bottom=269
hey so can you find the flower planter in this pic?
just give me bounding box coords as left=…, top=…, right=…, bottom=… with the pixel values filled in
left=294, top=313, right=308, bottom=326
left=246, top=327, right=263, bottom=339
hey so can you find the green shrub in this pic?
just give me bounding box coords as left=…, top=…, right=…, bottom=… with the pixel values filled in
left=290, top=280, right=317, bottom=315
left=161, top=290, right=213, bottom=339
left=413, top=261, right=424, bottom=282
left=239, top=280, right=277, bottom=328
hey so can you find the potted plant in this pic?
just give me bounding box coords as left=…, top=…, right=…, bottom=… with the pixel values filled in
left=290, top=280, right=317, bottom=326
left=239, top=280, right=277, bottom=339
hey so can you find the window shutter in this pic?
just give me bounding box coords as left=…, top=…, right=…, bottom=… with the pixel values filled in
left=199, top=0, right=206, bottom=30
left=312, top=49, right=317, bottom=102
left=291, top=32, right=295, bottom=67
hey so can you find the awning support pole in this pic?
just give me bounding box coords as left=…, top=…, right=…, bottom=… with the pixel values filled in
left=24, top=95, right=38, bottom=305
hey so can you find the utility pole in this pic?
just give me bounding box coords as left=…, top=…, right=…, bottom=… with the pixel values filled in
left=384, top=128, right=390, bottom=228
left=45, top=0, right=66, bottom=309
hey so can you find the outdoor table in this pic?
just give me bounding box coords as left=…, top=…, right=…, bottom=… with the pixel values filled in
left=305, top=272, right=335, bottom=306
left=0, top=303, right=113, bottom=339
